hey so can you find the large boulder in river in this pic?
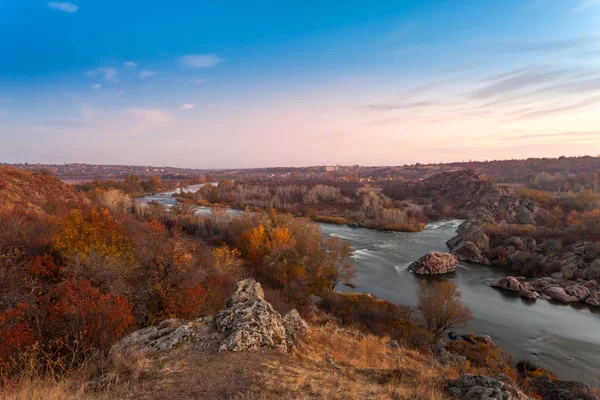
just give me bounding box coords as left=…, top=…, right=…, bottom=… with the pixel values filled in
left=215, top=278, right=297, bottom=353
left=408, top=251, right=458, bottom=275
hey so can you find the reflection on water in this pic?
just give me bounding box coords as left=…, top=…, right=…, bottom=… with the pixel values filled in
left=138, top=188, right=600, bottom=383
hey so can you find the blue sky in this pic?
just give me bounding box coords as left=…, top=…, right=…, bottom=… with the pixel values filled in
left=1, top=0, right=600, bottom=167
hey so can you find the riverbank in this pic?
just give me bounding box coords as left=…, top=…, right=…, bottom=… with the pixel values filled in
left=138, top=186, right=600, bottom=384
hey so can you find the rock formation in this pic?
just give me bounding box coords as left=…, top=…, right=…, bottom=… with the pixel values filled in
left=408, top=251, right=458, bottom=275
left=491, top=277, right=537, bottom=300
left=215, top=278, right=307, bottom=352
left=112, top=319, right=193, bottom=356
left=447, top=374, right=531, bottom=400
left=113, top=279, right=309, bottom=357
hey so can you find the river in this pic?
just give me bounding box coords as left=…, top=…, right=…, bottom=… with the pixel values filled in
left=139, top=190, right=600, bottom=383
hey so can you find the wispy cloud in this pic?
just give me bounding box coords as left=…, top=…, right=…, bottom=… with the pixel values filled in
left=470, top=67, right=572, bottom=99
left=86, top=67, right=118, bottom=83
left=515, top=96, right=600, bottom=119
left=505, top=36, right=599, bottom=53
left=180, top=104, right=195, bottom=111
left=195, top=79, right=206, bottom=85
left=179, top=54, right=223, bottom=68
left=365, top=101, right=437, bottom=111
left=92, top=84, right=102, bottom=90
left=48, top=2, right=78, bottom=13
left=124, top=61, right=137, bottom=68
left=138, top=70, right=155, bottom=79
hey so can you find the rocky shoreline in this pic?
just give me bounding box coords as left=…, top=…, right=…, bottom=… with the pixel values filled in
left=447, top=215, right=600, bottom=308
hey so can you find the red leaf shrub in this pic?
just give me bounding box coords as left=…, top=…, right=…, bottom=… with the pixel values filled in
left=0, top=303, right=38, bottom=373
left=38, top=278, right=135, bottom=353
left=160, top=283, right=207, bottom=320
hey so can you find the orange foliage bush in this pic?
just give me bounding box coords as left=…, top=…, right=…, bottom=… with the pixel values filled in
left=53, top=208, right=133, bottom=263
left=447, top=340, right=513, bottom=375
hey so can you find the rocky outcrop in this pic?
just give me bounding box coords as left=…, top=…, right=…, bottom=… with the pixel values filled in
left=491, top=277, right=537, bottom=300
left=282, top=309, right=309, bottom=347
left=408, top=251, right=458, bottom=275
left=215, top=278, right=307, bottom=353
left=529, top=375, right=591, bottom=400
left=490, top=275, right=600, bottom=306
left=112, top=319, right=193, bottom=356
left=448, top=374, right=531, bottom=400
left=113, top=279, right=309, bottom=358
left=543, top=286, right=579, bottom=303
left=447, top=224, right=491, bottom=265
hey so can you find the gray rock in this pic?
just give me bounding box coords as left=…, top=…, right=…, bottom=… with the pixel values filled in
left=565, top=285, right=591, bottom=301
left=586, top=259, right=600, bottom=281
left=215, top=278, right=288, bottom=352
left=282, top=309, right=309, bottom=348
left=530, top=375, right=579, bottom=400
left=408, top=251, right=458, bottom=275
left=544, top=286, right=579, bottom=303
left=448, top=374, right=531, bottom=400
left=550, top=272, right=564, bottom=280
left=452, top=241, right=491, bottom=265
left=112, top=319, right=191, bottom=356
left=491, top=277, right=537, bottom=300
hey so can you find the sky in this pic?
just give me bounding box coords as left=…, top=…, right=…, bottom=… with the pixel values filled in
left=1, top=0, right=600, bottom=168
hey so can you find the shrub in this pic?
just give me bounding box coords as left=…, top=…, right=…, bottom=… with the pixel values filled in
left=447, top=340, right=513, bottom=375
left=0, top=303, right=38, bottom=374
left=418, top=280, right=472, bottom=334
left=311, top=215, right=349, bottom=225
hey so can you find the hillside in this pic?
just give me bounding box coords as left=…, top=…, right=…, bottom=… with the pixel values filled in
left=6, top=279, right=595, bottom=400
left=384, top=170, right=536, bottom=224
left=0, top=166, right=86, bottom=213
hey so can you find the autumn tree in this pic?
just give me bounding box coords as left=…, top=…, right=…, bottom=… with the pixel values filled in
left=418, top=280, right=472, bottom=335
left=322, top=236, right=355, bottom=290
left=212, top=245, right=244, bottom=277
left=53, top=208, right=133, bottom=264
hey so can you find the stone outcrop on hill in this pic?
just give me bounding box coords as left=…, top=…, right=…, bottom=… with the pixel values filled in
left=408, top=251, right=458, bottom=275
left=215, top=278, right=307, bottom=352
left=418, top=170, right=536, bottom=224
left=114, top=279, right=309, bottom=357
left=113, top=319, right=194, bottom=356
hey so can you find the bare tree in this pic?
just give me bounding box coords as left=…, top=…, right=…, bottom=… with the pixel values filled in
left=418, top=280, right=472, bottom=334
left=323, top=236, right=356, bottom=290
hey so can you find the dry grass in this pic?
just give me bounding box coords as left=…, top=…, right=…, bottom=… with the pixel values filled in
left=253, top=323, right=463, bottom=400
left=0, top=323, right=482, bottom=399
